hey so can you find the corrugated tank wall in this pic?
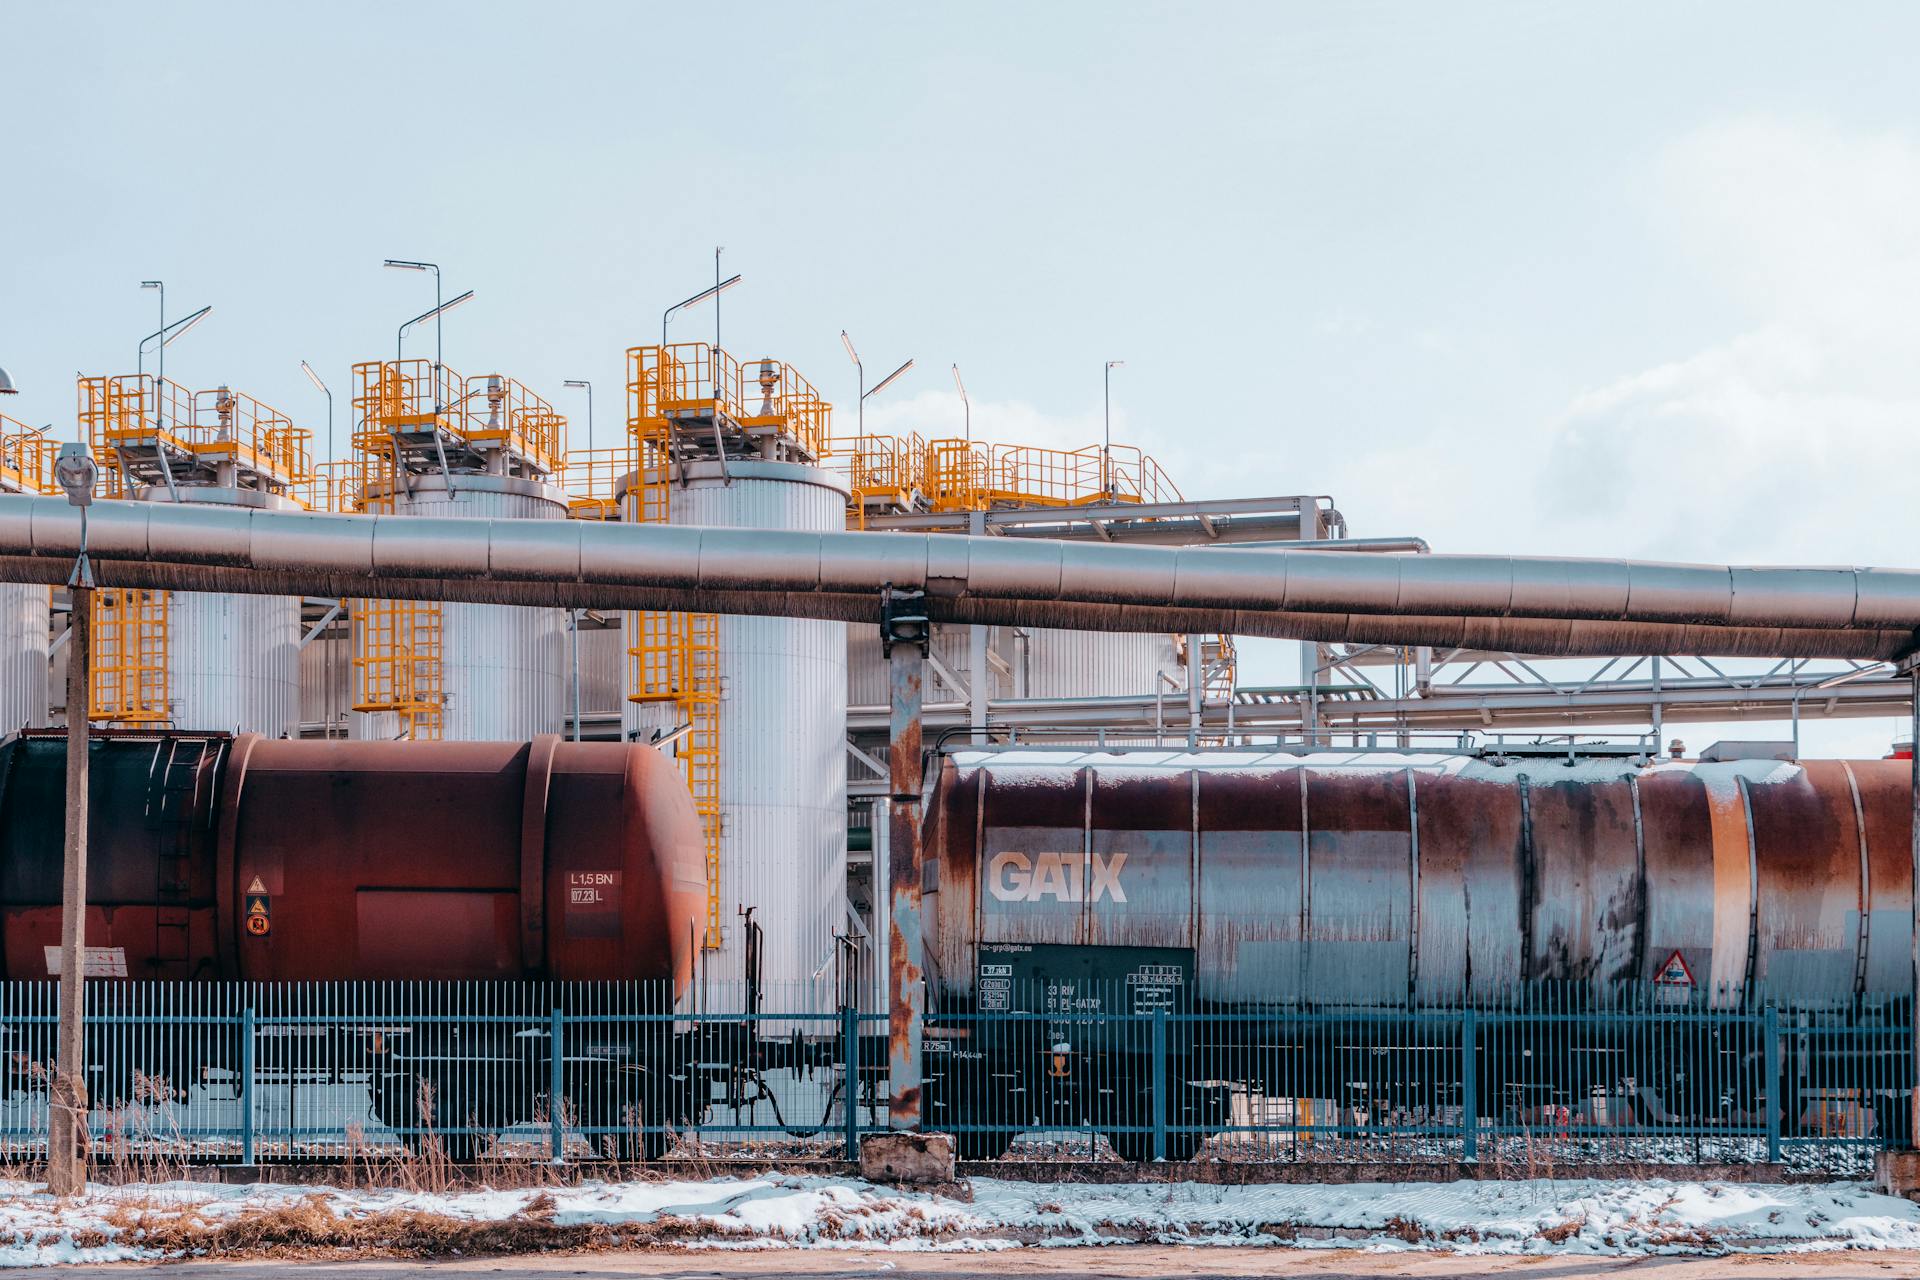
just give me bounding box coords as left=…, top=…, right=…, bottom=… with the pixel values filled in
left=848, top=622, right=1178, bottom=707
left=624, top=461, right=849, bottom=1002
left=351, top=477, right=566, bottom=741
left=139, top=493, right=300, bottom=737
left=1024, top=628, right=1179, bottom=699
left=847, top=623, right=981, bottom=707
left=169, top=591, right=300, bottom=735
left=0, top=585, right=49, bottom=733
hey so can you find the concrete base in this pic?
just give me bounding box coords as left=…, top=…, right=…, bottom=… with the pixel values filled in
left=859, top=1132, right=958, bottom=1189
left=1877, top=1150, right=1920, bottom=1199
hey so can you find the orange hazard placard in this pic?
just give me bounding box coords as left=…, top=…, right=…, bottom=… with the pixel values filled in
left=245, top=913, right=270, bottom=937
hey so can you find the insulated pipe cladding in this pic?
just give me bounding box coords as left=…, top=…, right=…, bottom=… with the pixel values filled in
left=0, top=495, right=1918, bottom=659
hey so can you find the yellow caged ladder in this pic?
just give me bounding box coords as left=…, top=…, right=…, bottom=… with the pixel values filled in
left=625, top=345, right=725, bottom=949
left=347, top=361, right=446, bottom=740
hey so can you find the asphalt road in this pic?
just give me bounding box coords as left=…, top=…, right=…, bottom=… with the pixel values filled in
left=54, top=1249, right=1920, bottom=1279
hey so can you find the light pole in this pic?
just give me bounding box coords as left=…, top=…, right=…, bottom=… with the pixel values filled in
left=841, top=331, right=913, bottom=437
left=140, top=281, right=163, bottom=385
left=1103, top=359, right=1124, bottom=500
left=713, top=246, right=724, bottom=352
left=560, top=378, right=594, bottom=748
left=662, top=275, right=742, bottom=346
left=951, top=364, right=970, bottom=445
left=563, top=380, right=593, bottom=455
left=0, top=366, right=16, bottom=395
left=393, top=291, right=474, bottom=409
left=300, top=361, right=333, bottom=465
left=137, top=293, right=212, bottom=431
left=48, top=440, right=97, bottom=1198
left=384, top=260, right=440, bottom=360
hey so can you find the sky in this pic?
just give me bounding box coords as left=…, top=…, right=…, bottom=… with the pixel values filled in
left=3, top=1, right=1917, bottom=756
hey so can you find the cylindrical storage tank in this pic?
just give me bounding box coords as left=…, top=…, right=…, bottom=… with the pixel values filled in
left=140, top=489, right=300, bottom=737
left=927, top=750, right=1918, bottom=1010
left=0, top=732, right=706, bottom=993
left=1022, top=628, right=1178, bottom=700
left=0, top=584, right=49, bottom=734
left=352, top=474, right=567, bottom=741
left=623, top=460, right=849, bottom=1005
left=848, top=625, right=1178, bottom=711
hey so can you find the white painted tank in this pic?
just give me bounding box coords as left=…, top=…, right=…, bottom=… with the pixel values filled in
left=623, top=460, right=849, bottom=1003
left=138, top=489, right=299, bottom=736
left=847, top=623, right=1177, bottom=706
left=0, top=584, right=49, bottom=734
left=352, top=474, right=566, bottom=741
left=1023, top=628, right=1179, bottom=699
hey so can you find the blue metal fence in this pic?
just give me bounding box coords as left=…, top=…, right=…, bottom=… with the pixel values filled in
left=0, top=981, right=1906, bottom=1168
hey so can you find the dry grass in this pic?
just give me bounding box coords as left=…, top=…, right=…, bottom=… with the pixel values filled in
left=72, top=1194, right=696, bottom=1259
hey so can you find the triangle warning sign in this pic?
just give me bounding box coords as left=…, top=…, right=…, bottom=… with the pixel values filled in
left=247, top=877, right=268, bottom=895
left=1653, top=948, right=1695, bottom=987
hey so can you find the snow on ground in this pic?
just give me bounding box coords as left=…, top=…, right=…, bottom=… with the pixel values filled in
left=0, top=1175, right=1915, bottom=1264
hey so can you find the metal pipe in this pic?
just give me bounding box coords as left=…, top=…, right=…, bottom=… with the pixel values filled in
left=1186, top=635, right=1201, bottom=747
left=569, top=608, right=582, bottom=743
left=1910, top=663, right=1920, bottom=1146
left=4, top=496, right=1920, bottom=660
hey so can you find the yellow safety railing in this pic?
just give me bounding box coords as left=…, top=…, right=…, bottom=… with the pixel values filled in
left=823, top=432, right=926, bottom=528
left=351, top=360, right=567, bottom=482
left=986, top=443, right=1183, bottom=508
left=629, top=344, right=828, bottom=460
left=186, top=386, right=313, bottom=486
left=77, top=375, right=312, bottom=496
left=923, top=438, right=990, bottom=513
left=292, top=460, right=357, bottom=514
left=78, top=374, right=194, bottom=498
left=819, top=435, right=1183, bottom=523
left=624, top=342, right=725, bottom=949
left=91, top=588, right=170, bottom=725
left=562, top=447, right=633, bottom=520
left=0, top=415, right=57, bottom=495
left=462, top=373, right=567, bottom=476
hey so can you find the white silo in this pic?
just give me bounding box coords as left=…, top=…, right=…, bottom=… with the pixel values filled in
left=0, top=418, right=52, bottom=733
left=78, top=377, right=303, bottom=736
left=623, top=459, right=850, bottom=1002
left=347, top=363, right=567, bottom=742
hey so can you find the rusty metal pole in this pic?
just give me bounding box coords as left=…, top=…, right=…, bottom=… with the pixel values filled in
left=882, top=586, right=928, bottom=1131
left=47, top=442, right=96, bottom=1197
left=1910, top=666, right=1919, bottom=1148
left=47, top=583, right=89, bottom=1194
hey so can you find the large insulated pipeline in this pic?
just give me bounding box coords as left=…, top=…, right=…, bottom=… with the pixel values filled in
left=0, top=494, right=1917, bottom=659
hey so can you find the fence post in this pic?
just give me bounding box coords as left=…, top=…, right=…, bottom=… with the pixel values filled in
left=1151, top=1006, right=1167, bottom=1162
left=240, top=1003, right=255, bottom=1167
left=843, top=1004, right=860, bottom=1161
left=1763, top=1003, right=1782, bottom=1163
left=549, top=1007, right=565, bottom=1162
left=1461, top=1008, right=1478, bottom=1163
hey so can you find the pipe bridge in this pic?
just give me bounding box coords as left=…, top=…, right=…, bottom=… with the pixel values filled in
left=1, top=494, right=1918, bottom=660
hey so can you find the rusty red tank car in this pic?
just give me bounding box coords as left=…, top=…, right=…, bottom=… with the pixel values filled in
left=0, top=731, right=707, bottom=992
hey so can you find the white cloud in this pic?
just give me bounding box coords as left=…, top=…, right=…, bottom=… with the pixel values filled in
left=1538, top=117, right=1920, bottom=565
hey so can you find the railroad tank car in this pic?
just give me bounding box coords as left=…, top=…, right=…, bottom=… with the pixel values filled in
left=0, top=731, right=707, bottom=988
left=918, top=748, right=1918, bottom=1157
left=0, top=730, right=708, bottom=1157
